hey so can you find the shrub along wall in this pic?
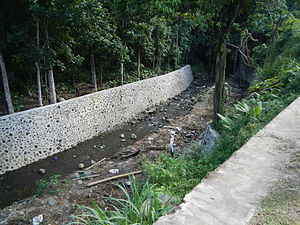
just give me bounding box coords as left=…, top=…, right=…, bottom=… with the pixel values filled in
left=0, top=66, right=193, bottom=175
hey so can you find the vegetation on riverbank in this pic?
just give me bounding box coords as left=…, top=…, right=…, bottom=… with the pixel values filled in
left=71, top=1, right=300, bottom=224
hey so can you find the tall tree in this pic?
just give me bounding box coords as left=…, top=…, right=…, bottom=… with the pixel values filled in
left=0, top=53, right=14, bottom=114
left=195, top=0, right=255, bottom=122
left=76, top=0, right=120, bottom=91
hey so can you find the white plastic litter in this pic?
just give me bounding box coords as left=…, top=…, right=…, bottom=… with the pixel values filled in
left=109, top=169, right=119, bottom=174
left=32, top=214, right=43, bottom=225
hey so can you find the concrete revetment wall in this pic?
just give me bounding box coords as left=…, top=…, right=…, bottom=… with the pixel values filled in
left=0, top=66, right=193, bottom=175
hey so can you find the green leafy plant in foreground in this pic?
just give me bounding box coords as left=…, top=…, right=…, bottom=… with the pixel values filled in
left=70, top=176, right=171, bottom=225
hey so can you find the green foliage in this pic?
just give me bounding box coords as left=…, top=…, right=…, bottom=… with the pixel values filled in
left=70, top=176, right=171, bottom=225
left=13, top=98, right=24, bottom=112
left=144, top=15, right=300, bottom=202
left=36, top=174, right=61, bottom=196
left=143, top=144, right=217, bottom=199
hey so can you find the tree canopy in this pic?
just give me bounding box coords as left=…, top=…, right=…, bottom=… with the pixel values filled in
left=0, top=0, right=297, bottom=115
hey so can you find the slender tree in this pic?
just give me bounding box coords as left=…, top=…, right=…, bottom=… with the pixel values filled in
left=0, top=53, right=14, bottom=114
left=35, top=19, right=43, bottom=106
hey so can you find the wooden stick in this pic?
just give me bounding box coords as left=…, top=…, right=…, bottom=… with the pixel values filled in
left=84, top=158, right=107, bottom=171
left=86, top=170, right=142, bottom=187
left=146, top=146, right=166, bottom=151
left=73, top=173, right=102, bottom=181
left=119, top=149, right=141, bottom=159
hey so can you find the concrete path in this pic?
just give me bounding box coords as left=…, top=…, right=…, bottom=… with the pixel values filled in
left=155, top=97, right=300, bottom=225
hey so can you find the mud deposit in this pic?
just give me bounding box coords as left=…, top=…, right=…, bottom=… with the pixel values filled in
left=0, top=80, right=207, bottom=209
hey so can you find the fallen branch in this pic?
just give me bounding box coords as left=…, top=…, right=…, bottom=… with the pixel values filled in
left=86, top=170, right=142, bottom=187
left=73, top=173, right=102, bottom=181
left=84, top=157, right=107, bottom=171
left=119, top=149, right=141, bottom=159
left=146, top=146, right=166, bottom=151
left=109, top=150, right=132, bottom=160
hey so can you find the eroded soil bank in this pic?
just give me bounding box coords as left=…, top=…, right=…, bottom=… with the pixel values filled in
left=0, top=78, right=243, bottom=224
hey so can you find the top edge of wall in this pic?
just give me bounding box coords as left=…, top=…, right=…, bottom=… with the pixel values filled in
left=0, top=65, right=191, bottom=119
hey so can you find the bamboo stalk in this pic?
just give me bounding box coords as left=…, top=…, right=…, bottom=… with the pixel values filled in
left=73, top=173, right=102, bottom=181
left=86, top=170, right=142, bottom=187
left=84, top=157, right=107, bottom=171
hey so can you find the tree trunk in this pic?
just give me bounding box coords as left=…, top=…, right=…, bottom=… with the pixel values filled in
left=36, top=20, right=43, bottom=106
left=90, top=52, right=97, bottom=91
left=121, top=62, right=124, bottom=85
left=48, top=65, right=57, bottom=104
left=0, top=52, right=14, bottom=114
left=213, top=42, right=227, bottom=122
left=35, top=62, right=43, bottom=106
left=100, top=66, right=103, bottom=87
left=175, top=28, right=179, bottom=69
left=212, top=0, right=241, bottom=122
left=44, top=72, right=49, bottom=103
left=44, top=20, right=56, bottom=104
left=137, top=46, right=141, bottom=79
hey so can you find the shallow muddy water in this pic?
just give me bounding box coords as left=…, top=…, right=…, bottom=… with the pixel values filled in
left=0, top=81, right=204, bottom=209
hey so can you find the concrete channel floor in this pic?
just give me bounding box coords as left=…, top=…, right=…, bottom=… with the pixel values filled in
left=154, top=97, right=300, bottom=225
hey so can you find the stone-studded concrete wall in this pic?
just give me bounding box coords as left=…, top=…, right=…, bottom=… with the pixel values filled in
left=0, top=66, right=193, bottom=175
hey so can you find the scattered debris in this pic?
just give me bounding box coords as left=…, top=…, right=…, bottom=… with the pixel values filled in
left=82, top=171, right=92, bottom=177
left=74, top=173, right=102, bottom=181
left=157, top=140, right=164, bottom=145
left=147, top=137, right=154, bottom=141
left=166, top=119, right=174, bottom=123
left=169, top=130, right=176, bottom=157
left=185, top=133, right=193, bottom=138
left=163, top=126, right=182, bottom=131
left=146, top=146, right=166, bottom=151
left=131, top=133, right=137, bottom=140
left=38, top=168, right=45, bottom=175
left=120, top=149, right=141, bottom=159
left=47, top=198, right=56, bottom=206
left=78, top=163, right=85, bottom=169
left=1, top=81, right=232, bottom=224
left=32, top=214, right=43, bottom=225
left=87, top=170, right=143, bottom=187
left=84, top=158, right=106, bottom=171
left=108, top=169, right=120, bottom=174
left=69, top=172, right=80, bottom=179
left=51, top=156, right=58, bottom=161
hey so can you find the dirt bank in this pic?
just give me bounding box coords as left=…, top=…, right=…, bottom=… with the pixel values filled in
left=0, top=78, right=243, bottom=224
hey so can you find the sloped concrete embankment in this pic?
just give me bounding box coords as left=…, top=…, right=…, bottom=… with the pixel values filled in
left=0, top=66, right=193, bottom=175
left=155, top=97, right=300, bottom=225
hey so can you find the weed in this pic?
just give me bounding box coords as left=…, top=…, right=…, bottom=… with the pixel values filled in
left=36, top=174, right=61, bottom=196
left=70, top=176, right=171, bottom=225
left=13, top=98, right=24, bottom=112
